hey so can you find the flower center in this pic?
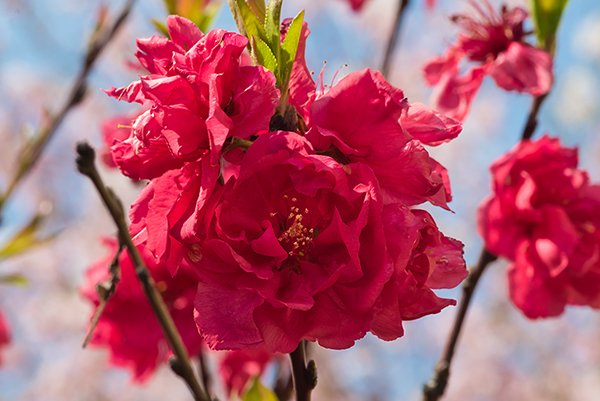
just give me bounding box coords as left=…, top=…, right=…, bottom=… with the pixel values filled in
left=275, top=195, right=316, bottom=271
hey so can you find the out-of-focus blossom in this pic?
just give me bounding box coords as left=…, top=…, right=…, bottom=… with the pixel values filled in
left=218, top=347, right=273, bottom=396
left=423, top=1, right=553, bottom=121
left=0, top=309, right=10, bottom=364
left=82, top=239, right=203, bottom=381
left=479, top=135, right=600, bottom=318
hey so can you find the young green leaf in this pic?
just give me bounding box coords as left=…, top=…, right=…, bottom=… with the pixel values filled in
left=253, top=37, right=279, bottom=73
left=0, top=214, right=55, bottom=261
left=265, top=0, right=283, bottom=49
left=247, top=0, right=266, bottom=21
left=230, top=0, right=265, bottom=42
left=151, top=19, right=170, bottom=37
left=0, top=273, right=29, bottom=287
left=280, top=10, right=305, bottom=86
left=531, top=0, right=569, bottom=51
left=163, top=0, right=178, bottom=14
left=241, top=378, right=278, bottom=401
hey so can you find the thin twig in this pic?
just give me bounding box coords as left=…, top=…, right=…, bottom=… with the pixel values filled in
left=422, top=249, right=497, bottom=401
left=421, top=88, right=550, bottom=401
left=0, top=0, right=135, bottom=215
left=289, top=340, right=317, bottom=401
left=197, top=352, right=213, bottom=398
left=381, top=0, right=411, bottom=78
left=82, top=242, right=124, bottom=348
left=274, top=360, right=294, bottom=401
left=75, top=142, right=210, bottom=401
left=521, top=94, right=548, bottom=141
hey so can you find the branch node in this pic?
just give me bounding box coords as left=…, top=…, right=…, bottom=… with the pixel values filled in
left=75, top=141, right=96, bottom=176
left=306, top=359, right=317, bottom=390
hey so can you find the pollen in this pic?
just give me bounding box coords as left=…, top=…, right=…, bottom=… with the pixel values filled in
left=276, top=196, right=316, bottom=268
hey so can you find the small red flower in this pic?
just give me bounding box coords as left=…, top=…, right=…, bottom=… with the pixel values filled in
left=423, top=1, right=553, bottom=121
left=479, top=136, right=600, bottom=318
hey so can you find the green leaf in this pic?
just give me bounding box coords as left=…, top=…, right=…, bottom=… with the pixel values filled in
left=241, top=378, right=278, bottom=401
left=264, top=0, right=283, bottom=49
left=280, top=10, right=304, bottom=87
left=151, top=19, right=170, bottom=37
left=195, top=3, right=221, bottom=32
left=253, top=37, right=278, bottom=73
left=531, top=0, right=569, bottom=51
left=0, top=213, right=56, bottom=261
left=246, top=0, right=266, bottom=20
left=230, top=0, right=265, bottom=41
left=0, top=273, right=28, bottom=287
left=163, top=0, right=178, bottom=14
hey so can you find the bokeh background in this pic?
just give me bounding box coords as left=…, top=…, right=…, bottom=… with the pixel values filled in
left=1, top=0, right=600, bottom=400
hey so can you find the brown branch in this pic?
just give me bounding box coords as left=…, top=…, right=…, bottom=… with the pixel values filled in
left=0, top=0, right=135, bottom=215
left=422, top=249, right=497, bottom=401
left=274, top=360, right=294, bottom=401
left=381, top=0, right=411, bottom=78
left=75, top=142, right=211, bottom=401
left=520, top=94, right=548, bottom=141
left=197, top=351, right=213, bottom=398
left=421, top=86, right=550, bottom=401
left=82, top=242, right=124, bottom=348
left=290, top=340, right=317, bottom=401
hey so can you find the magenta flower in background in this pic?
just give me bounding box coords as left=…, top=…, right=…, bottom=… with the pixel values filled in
left=218, top=347, right=273, bottom=396
left=82, top=239, right=203, bottom=380
left=423, top=1, right=553, bottom=121
left=479, top=136, right=600, bottom=318
left=0, top=309, right=10, bottom=365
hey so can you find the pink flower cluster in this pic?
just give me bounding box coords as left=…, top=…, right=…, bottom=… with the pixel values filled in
left=479, top=136, right=600, bottom=318
left=92, top=14, right=467, bottom=379
left=423, top=1, right=553, bottom=121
